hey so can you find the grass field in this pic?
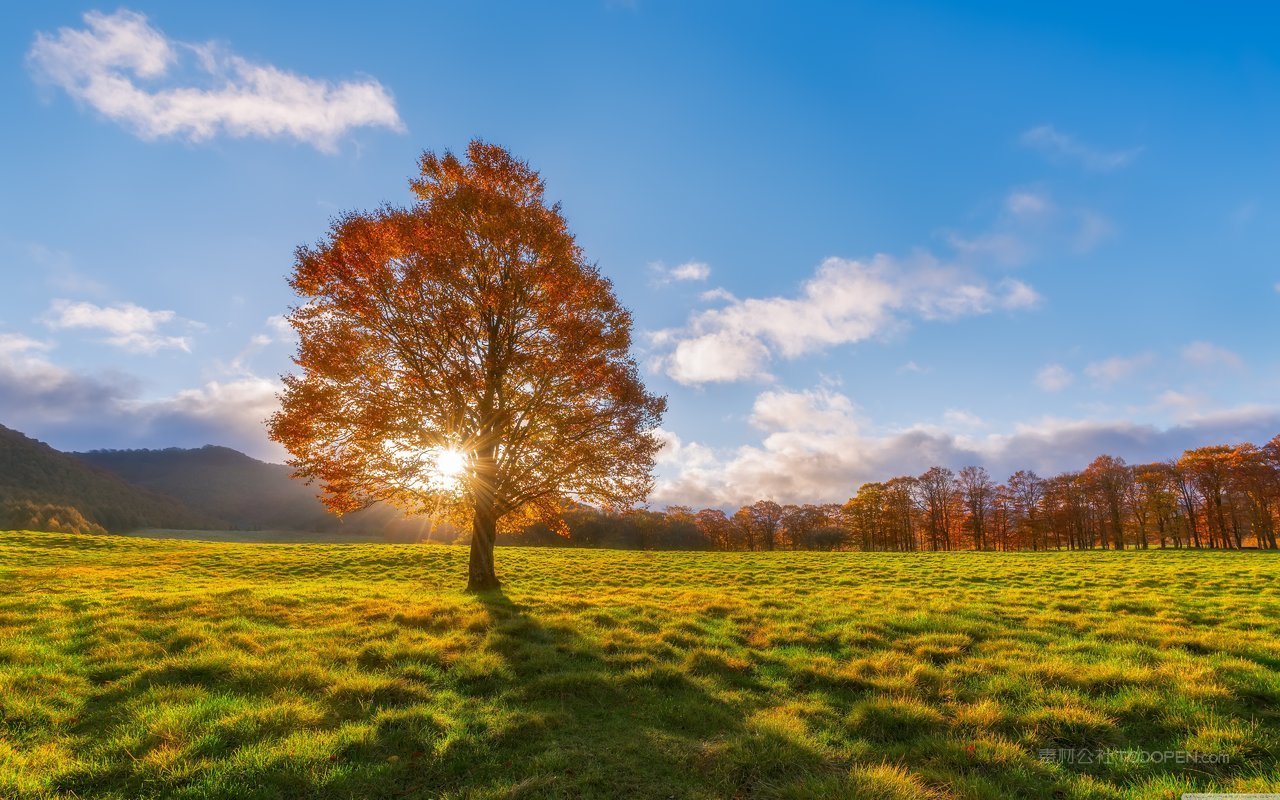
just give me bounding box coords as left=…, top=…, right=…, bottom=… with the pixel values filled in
left=1, top=531, right=1278, bottom=799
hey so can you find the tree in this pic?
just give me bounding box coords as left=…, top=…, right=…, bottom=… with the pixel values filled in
left=694, top=508, right=734, bottom=550
left=958, top=465, right=994, bottom=550
left=748, top=500, right=784, bottom=551
left=915, top=466, right=958, bottom=551
left=1083, top=455, right=1131, bottom=550
left=269, top=142, right=666, bottom=590
left=1006, top=470, right=1044, bottom=550
left=1180, top=447, right=1235, bottom=548
left=730, top=506, right=756, bottom=551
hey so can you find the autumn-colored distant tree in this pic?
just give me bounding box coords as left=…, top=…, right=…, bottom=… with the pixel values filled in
left=1226, top=444, right=1278, bottom=550
left=1006, top=470, right=1045, bottom=550
left=1084, top=455, right=1131, bottom=550
left=958, top=465, right=994, bottom=550
left=748, top=500, right=784, bottom=551
left=1180, top=446, right=1236, bottom=549
left=883, top=476, right=919, bottom=551
left=844, top=482, right=887, bottom=551
left=269, top=142, right=666, bottom=590
left=915, top=466, right=958, bottom=551
left=730, top=506, right=756, bottom=551
left=694, top=508, right=733, bottom=550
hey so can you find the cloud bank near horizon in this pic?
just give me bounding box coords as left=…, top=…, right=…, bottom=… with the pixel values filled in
left=651, top=385, right=1280, bottom=509
left=3, top=330, right=1273, bottom=506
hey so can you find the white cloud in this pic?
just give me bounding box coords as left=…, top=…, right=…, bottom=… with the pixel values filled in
left=27, top=9, right=403, bottom=152
left=666, top=329, right=774, bottom=384
left=1020, top=125, right=1143, bottom=172
left=0, top=332, right=282, bottom=459
left=699, top=287, right=736, bottom=303
left=654, top=255, right=1040, bottom=385
left=0, top=332, right=53, bottom=357
left=265, top=314, right=295, bottom=341
left=1182, top=341, right=1244, bottom=370
left=998, top=278, right=1041, bottom=309
left=651, top=260, right=711, bottom=285
left=652, top=384, right=1280, bottom=508
left=1084, top=353, right=1155, bottom=385
left=943, top=409, right=985, bottom=428
left=1034, top=363, right=1074, bottom=392
left=669, top=261, right=711, bottom=281
left=43, top=299, right=192, bottom=353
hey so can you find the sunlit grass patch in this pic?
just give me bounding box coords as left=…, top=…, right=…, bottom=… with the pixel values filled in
left=0, top=531, right=1278, bottom=798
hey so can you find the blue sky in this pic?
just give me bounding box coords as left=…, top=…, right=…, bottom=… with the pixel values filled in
left=2, top=2, right=1278, bottom=507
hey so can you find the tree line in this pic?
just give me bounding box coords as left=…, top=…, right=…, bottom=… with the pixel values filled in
left=507, top=436, right=1280, bottom=551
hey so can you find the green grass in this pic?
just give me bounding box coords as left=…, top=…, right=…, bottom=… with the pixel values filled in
left=1, top=531, right=1278, bottom=799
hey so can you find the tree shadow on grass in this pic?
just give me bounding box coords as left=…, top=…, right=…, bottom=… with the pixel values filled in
left=50, top=588, right=839, bottom=800
left=323, top=588, right=783, bottom=799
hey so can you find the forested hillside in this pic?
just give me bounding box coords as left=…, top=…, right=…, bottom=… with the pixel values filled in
left=77, top=445, right=447, bottom=540
left=0, top=425, right=219, bottom=533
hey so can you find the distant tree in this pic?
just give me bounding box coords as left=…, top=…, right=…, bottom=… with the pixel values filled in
left=1006, top=470, right=1044, bottom=550
left=1226, top=444, right=1278, bottom=549
left=1084, top=455, right=1131, bottom=550
left=915, top=466, right=958, bottom=551
left=958, top=465, right=994, bottom=550
left=844, top=482, right=887, bottom=551
left=782, top=504, right=832, bottom=550
left=269, top=142, right=665, bottom=590
left=883, top=476, right=919, bottom=551
left=1132, top=463, right=1178, bottom=548
left=730, top=506, right=756, bottom=551
left=694, top=508, right=733, bottom=550
left=1180, top=447, right=1235, bottom=548
left=806, top=526, right=850, bottom=551
left=748, top=500, right=784, bottom=551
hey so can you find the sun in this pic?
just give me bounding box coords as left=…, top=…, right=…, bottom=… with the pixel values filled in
left=393, top=443, right=470, bottom=494
left=432, top=447, right=468, bottom=483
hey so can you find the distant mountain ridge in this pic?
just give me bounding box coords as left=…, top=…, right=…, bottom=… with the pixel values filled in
left=76, top=444, right=442, bottom=540
left=0, top=424, right=221, bottom=533
left=76, top=445, right=337, bottom=531
left=0, top=423, right=441, bottom=539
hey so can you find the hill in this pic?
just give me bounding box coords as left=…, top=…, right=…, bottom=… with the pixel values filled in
left=0, top=425, right=220, bottom=532
left=1, top=533, right=1277, bottom=798
left=76, top=445, right=336, bottom=531
left=76, top=445, right=450, bottom=540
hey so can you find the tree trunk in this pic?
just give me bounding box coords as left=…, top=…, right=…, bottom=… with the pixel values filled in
left=467, top=448, right=501, bottom=592
left=468, top=502, right=500, bottom=592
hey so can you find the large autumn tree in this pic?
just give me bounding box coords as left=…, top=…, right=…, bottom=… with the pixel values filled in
left=268, top=141, right=666, bottom=590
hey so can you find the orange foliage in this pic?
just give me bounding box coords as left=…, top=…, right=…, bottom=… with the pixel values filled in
left=268, top=141, right=665, bottom=588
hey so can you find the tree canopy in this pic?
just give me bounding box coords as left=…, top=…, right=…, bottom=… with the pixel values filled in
left=269, top=141, right=666, bottom=589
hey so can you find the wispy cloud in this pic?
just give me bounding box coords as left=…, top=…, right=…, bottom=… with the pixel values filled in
left=650, top=260, right=711, bottom=285
left=27, top=9, right=403, bottom=152
left=652, top=255, right=1040, bottom=385
left=1020, top=125, right=1143, bottom=172
left=1084, top=353, right=1155, bottom=385
left=1034, top=363, right=1073, bottom=392
left=1005, top=190, right=1053, bottom=218
left=42, top=299, right=194, bottom=353
left=1182, top=341, right=1244, bottom=370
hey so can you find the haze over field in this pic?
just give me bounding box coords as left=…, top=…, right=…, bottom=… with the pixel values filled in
left=3, top=3, right=1279, bottom=509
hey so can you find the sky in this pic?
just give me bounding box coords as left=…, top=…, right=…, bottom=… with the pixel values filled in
left=2, top=1, right=1278, bottom=509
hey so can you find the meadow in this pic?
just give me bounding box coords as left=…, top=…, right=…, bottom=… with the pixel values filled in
left=1, top=531, right=1278, bottom=799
